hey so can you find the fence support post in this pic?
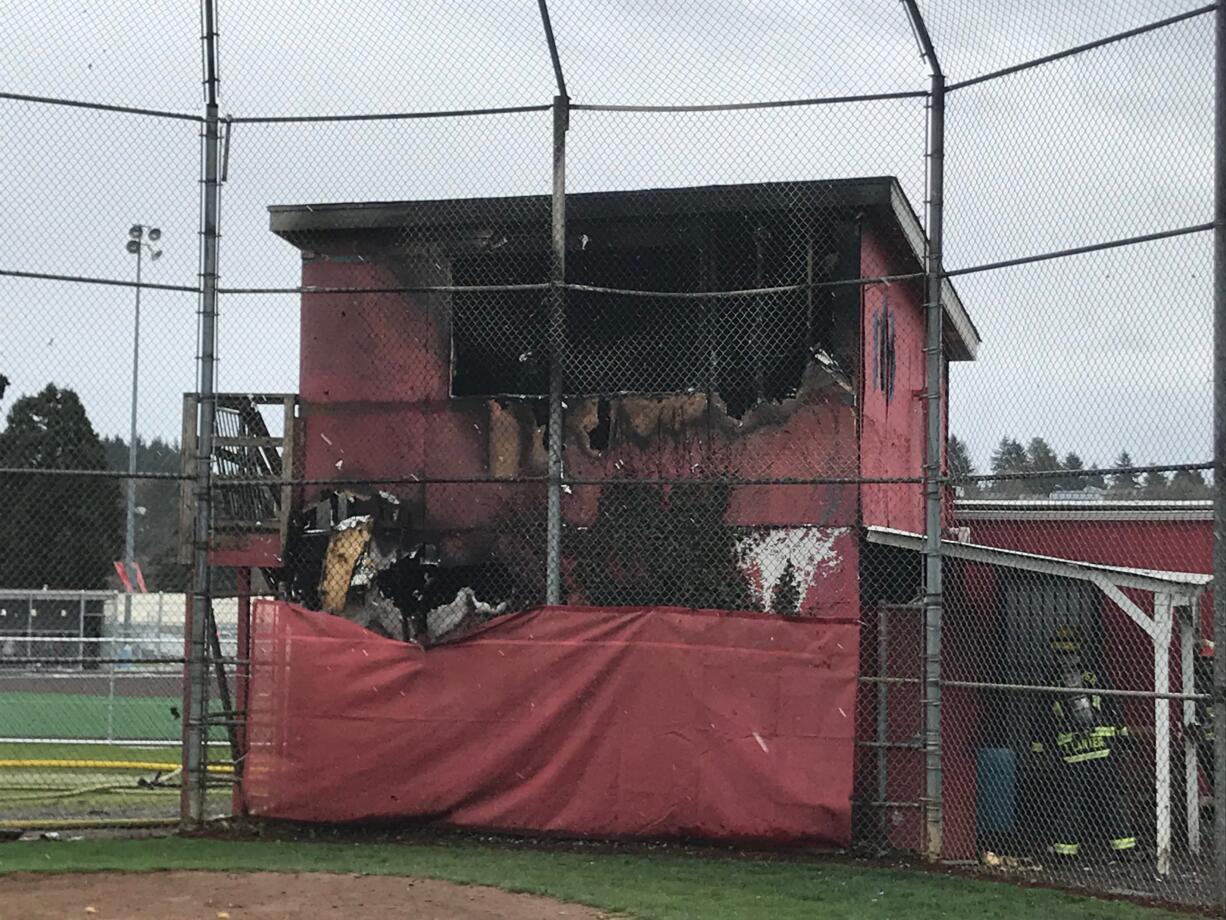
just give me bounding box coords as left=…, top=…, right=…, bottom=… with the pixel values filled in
left=537, top=0, right=568, bottom=606
left=904, top=0, right=946, bottom=863
left=1212, top=0, right=1225, bottom=910
left=922, top=66, right=946, bottom=867
left=77, top=593, right=85, bottom=668
left=545, top=93, right=569, bottom=605
left=233, top=567, right=251, bottom=816
left=183, top=0, right=221, bottom=830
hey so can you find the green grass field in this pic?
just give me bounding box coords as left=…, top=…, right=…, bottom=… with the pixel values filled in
left=0, top=684, right=230, bottom=823
left=0, top=694, right=1199, bottom=917
left=0, top=742, right=184, bottom=822
left=0, top=740, right=234, bottom=824
left=0, top=837, right=1194, bottom=920
left=0, top=691, right=180, bottom=741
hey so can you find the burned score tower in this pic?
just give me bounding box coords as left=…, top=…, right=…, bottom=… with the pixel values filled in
left=241, top=178, right=979, bottom=630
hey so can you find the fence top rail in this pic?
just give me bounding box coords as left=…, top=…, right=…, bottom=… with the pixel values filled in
left=0, top=590, right=116, bottom=601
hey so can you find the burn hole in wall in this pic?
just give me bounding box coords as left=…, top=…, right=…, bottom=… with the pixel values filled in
left=449, top=212, right=857, bottom=414
left=587, top=398, right=611, bottom=452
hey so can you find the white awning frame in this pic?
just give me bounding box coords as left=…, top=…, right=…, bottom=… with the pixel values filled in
left=865, top=526, right=1211, bottom=875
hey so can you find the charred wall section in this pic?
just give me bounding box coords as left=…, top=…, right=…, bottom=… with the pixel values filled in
left=281, top=195, right=923, bottom=633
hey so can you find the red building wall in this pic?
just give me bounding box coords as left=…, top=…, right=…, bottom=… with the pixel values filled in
left=945, top=512, right=1213, bottom=859
left=858, top=223, right=929, bottom=535
left=293, top=238, right=938, bottom=617
left=958, top=514, right=1213, bottom=680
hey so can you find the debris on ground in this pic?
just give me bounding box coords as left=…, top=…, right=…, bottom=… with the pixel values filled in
left=980, top=851, right=1040, bottom=874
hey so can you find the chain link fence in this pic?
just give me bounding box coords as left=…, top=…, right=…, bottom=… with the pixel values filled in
left=0, top=0, right=1220, bottom=909
left=0, top=591, right=236, bottom=828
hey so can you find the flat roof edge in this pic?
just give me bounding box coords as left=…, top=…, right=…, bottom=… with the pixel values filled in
left=268, top=177, right=979, bottom=361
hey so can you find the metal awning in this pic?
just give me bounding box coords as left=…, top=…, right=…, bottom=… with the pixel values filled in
left=866, top=525, right=1211, bottom=876
left=866, top=526, right=1212, bottom=594
left=955, top=498, right=1213, bottom=523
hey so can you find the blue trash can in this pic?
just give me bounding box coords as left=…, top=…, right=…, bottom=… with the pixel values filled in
left=976, top=747, right=1016, bottom=835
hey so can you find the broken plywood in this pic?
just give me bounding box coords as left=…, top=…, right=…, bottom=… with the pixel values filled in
left=318, top=515, right=374, bottom=613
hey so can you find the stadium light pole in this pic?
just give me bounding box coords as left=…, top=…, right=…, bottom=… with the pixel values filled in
left=123, top=224, right=163, bottom=634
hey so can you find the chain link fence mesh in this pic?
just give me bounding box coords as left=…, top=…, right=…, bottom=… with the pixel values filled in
left=0, top=0, right=1219, bottom=908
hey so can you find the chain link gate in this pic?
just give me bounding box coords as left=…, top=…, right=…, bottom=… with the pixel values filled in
left=0, top=0, right=1221, bottom=909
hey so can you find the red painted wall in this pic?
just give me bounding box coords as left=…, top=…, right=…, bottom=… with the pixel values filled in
left=859, top=222, right=928, bottom=535
left=960, top=517, right=1211, bottom=578
left=294, top=246, right=917, bottom=617
left=959, top=515, right=1213, bottom=650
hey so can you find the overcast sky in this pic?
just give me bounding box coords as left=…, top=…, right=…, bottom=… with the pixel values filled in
left=0, top=0, right=1214, bottom=472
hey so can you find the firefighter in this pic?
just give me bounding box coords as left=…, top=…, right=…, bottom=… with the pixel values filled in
left=1029, top=624, right=1136, bottom=859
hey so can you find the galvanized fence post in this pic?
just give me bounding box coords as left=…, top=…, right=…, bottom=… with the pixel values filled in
left=540, top=0, right=568, bottom=606
left=546, top=93, right=568, bottom=606
left=77, top=593, right=85, bottom=667
left=107, top=665, right=116, bottom=743
left=183, top=0, right=222, bottom=830
left=922, top=66, right=947, bottom=867
left=1213, top=0, right=1226, bottom=910
left=904, top=0, right=946, bottom=862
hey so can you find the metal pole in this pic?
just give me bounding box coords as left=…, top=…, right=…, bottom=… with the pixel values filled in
left=545, top=93, right=568, bottom=605
left=1212, top=0, right=1226, bottom=909
left=1155, top=595, right=1174, bottom=875
left=77, top=593, right=85, bottom=669
left=904, top=0, right=946, bottom=863
left=922, top=63, right=946, bottom=868
left=876, top=604, right=890, bottom=815
left=234, top=566, right=251, bottom=816
left=536, top=0, right=568, bottom=100
left=107, top=664, right=115, bottom=743
left=124, top=246, right=141, bottom=635
left=183, top=0, right=221, bottom=830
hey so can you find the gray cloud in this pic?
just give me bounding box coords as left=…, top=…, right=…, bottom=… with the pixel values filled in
left=0, top=1, right=1213, bottom=474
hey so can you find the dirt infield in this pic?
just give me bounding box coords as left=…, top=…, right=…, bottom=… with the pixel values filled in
left=0, top=871, right=613, bottom=919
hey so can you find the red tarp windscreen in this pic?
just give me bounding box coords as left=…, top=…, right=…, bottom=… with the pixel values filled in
left=244, top=601, right=859, bottom=844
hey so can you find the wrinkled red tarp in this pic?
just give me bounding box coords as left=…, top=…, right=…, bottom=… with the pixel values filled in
left=244, top=601, right=859, bottom=844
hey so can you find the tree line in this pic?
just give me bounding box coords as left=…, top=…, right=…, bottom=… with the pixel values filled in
left=0, top=383, right=185, bottom=590
left=949, top=435, right=1210, bottom=500
left=2, top=381, right=1209, bottom=590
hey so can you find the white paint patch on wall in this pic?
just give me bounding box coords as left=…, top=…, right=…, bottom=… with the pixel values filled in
left=737, top=527, right=848, bottom=611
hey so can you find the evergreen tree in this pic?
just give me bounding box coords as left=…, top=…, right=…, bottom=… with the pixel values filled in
left=948, top=434, right=977, bottom=496
left=101, top=435, right=187, bottom=591
left=1169, top=468, right=1210, bottom=500
left=1025, top=437, right=1061, bottom=495
left=0, top=385, right=121, bottom=588
left=1060, top=452, right=1086, bottom=492
left=990, top=437, right=1028, bottom=497
left=1109, top=451, right=1141, bottom=494
left=1142, top=469, right=1169, bottom=499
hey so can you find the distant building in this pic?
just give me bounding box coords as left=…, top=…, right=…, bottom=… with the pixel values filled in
left=1048, top=485, right=1106, bottom=502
